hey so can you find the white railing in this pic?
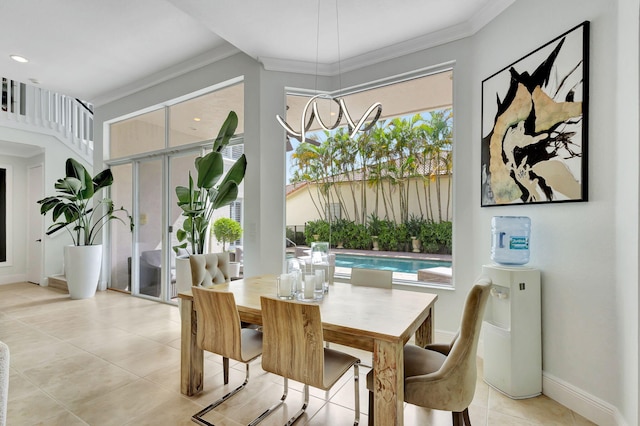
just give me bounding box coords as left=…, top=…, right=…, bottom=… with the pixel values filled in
left=0, top=78, right=94, bottom=164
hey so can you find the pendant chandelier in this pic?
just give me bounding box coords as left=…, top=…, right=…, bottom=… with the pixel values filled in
left=276, top=0, right=382, bottom=144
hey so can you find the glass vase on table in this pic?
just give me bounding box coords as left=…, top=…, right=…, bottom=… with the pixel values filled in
left=311, top=241, right=330, bottom=293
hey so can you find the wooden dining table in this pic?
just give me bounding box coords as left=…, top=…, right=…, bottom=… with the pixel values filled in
left=178, top=275, right=438, bottom=426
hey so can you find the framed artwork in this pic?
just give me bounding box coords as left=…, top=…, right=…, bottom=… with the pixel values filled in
left=481, top=21, right=589, bottom=206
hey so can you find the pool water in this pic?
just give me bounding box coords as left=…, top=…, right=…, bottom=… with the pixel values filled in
left=335, top=254, right=451, bottom=273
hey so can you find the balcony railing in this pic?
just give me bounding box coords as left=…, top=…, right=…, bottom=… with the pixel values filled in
left=1, top=78, right=94, bottom=164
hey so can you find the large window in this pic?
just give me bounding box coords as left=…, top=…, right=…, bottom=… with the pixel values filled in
left=284, top=71, right=453, bottom=287
left=107, top=80, right=245, bottom=301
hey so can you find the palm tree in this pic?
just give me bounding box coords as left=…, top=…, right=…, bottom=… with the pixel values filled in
left=423, top=109, right=453, bottom=222
left=328, top=129, right=357, bottom=222
left=386, top=114, right=425, bottom=224
left=367, top=122, right=392, bottom=220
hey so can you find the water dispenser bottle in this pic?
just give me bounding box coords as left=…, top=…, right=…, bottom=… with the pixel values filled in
left=491, top=216, right=530, bottom=265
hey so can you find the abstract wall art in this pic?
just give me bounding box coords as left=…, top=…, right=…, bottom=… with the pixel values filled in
left=481, top=21, right=589, bottom=206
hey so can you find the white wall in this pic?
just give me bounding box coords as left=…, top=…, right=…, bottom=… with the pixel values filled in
left=352, top=1, right=633, bottom=423
left=614, top=0, right=639, bottom=424
left=0, top=154, right=27, bottom=284
left=0, top=128, right=91, bottom=286
left=472, top=4, right=625, bottom=424
left=94, top=1, right=639, bottom=423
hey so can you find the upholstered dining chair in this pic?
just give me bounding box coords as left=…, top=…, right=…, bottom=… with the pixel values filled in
left=366, top=278, right=492, bottom=426
left=350, top=267, right=393, bottom=289
left=190, top=252, right=230, bottom=287
left=191, top=287, right=263, bottom=426
left=254, top=296, right=361, bottom=426
left=189, top=252, right=238, bottom=385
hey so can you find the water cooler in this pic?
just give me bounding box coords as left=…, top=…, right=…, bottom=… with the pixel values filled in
left=482, top=264, right=541, bottom=399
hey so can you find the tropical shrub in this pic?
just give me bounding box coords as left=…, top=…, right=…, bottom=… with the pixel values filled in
left=212, top=217, right=242, bottom=251
left=302, top=218, right=451, bottom=253
left=304, top=219, right=330, bottom=244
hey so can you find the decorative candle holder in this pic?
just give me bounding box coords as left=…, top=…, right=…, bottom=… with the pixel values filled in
left=277, top=273, right=294, bottom=300
left=297, top=274, right=317, bottom=302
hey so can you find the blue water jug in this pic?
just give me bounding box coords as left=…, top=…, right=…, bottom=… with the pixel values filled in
left=491, top=216, right=530, bottom=265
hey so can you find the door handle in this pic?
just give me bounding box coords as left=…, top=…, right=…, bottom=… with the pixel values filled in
left=36, top=239, right=41, bottom=242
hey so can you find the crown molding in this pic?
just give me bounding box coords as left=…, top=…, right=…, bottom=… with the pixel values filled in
left=260, top=0, right=514, bottom=77
left=91, top=43, right=240, bottom=106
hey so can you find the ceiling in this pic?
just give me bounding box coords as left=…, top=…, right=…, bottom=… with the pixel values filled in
left=0, top=0, right=514, bottom=107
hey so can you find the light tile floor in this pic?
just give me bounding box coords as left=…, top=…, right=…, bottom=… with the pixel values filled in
left=1, top=282, right=596, bottom=425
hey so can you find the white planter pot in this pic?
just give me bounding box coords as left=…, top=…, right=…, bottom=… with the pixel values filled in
left=229, top=261, right=241, bottom=278
left=411, top=237, right=421, bottom=253
left=64, top=245, right=103, bottom=299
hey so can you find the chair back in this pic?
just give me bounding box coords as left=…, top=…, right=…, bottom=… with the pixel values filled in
left=190, top=252, right=230, bottom=287
left=350, top=267, right=392, bottom=289
left=192, top=286, right=243, bottom=361
left=260, top=297, right=325, bottom=389
left=405, top=277, right=491, bottom=411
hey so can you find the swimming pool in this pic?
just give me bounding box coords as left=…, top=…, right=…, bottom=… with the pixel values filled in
left=334, top=254, right=451, bottom=274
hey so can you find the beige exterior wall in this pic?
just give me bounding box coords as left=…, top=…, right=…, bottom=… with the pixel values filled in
left=286, top=174, right=452, bottom=226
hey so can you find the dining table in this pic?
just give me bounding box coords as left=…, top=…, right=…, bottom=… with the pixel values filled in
left=178, top=274, right=438, bottom=426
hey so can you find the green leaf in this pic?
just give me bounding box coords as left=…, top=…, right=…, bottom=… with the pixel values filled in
left=45, top=222, right=68, bottom=235
left=38, top=197, right=61, bottom=214
left=212, top=111, right=238, bottom=152
left=54, top=177, right=82, bottom=195
left=65, top=158, right=94, bottom=200
left=195, top=151, right=223, bottom=189
left=175, top=185, right=192, bottom=205
left=93, top=169, right=114, bottom=192
left=212, top=181, right=238, bottom=210
left=217, top=154, right=247, bottom=188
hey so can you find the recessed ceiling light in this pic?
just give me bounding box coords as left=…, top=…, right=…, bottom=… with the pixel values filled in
left=10, top=55, right=29, bottom=63
left=193, top=117, right=201, bottom=122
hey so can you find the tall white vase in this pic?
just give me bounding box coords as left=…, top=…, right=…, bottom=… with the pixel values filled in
left=64, top=245, right=103, bottom=299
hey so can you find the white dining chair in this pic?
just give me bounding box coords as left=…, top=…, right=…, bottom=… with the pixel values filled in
left=350, top=267, right=393, bottom=289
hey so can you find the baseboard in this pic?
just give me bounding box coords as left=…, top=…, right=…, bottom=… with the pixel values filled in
left=441, top=330, right=622, bottom=426
left=542, top=371, right=619, bottom=426
left=0, top=274, right=27, bottom=285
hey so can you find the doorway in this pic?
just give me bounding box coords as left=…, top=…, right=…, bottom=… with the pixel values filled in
left=27, top=164, right=43, bottom=284
left=110, top=150, right=200, bottom=303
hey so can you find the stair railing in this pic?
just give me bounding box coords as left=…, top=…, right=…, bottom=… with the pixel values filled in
left=0, top=77, right=94, bottom=164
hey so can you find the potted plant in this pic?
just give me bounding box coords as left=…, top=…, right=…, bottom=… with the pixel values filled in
left=406, top=214, right=423, bottom=253
left=368, top=213, right=382, bottom=251
left=212, top=217, right=243, bottom=278
left=173, top=111, right=247, bottom=290
left=173, top=111, right=247, bottom=255
left=37, top=158, right=133, bottom=299
left=331, top=218, right=347, bottom=249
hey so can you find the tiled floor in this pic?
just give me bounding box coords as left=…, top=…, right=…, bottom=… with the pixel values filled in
left=1, top=282, right=595, bottom=426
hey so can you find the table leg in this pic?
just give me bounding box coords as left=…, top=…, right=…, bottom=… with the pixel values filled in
left=372, top=339, right=404, bottom=426
left=180, top=298, right=203, bottom=396
left=415, top=304, right=434, bottom=347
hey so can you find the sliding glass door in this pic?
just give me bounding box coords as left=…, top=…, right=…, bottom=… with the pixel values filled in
left=107, top=78, right=245, bottom=301
left=135, top=158, right=165, bottom=299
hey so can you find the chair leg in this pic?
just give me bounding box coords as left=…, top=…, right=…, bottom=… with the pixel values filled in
left=223, top=357, right=229, bottom=385
left=284, top=383, right=310, bottom=426
left=192, top=363, right=251, bottom=426
left=353, top=363, right=360, bottom=426
left=462, top=408, right=471, bottom=425
left=452, top=411, right=464, bottom=426
left=367, top=391, right=374, bottom=426
left=248, top=378, right=289, bottom=426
